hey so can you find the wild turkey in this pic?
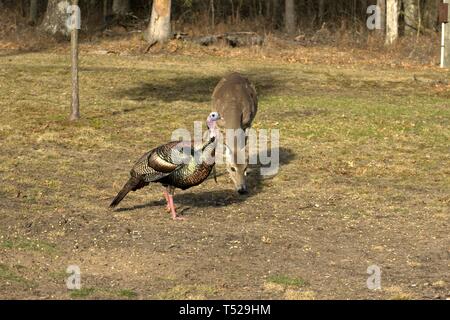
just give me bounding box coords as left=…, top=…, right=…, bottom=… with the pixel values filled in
left=110, top=112, right=221, bottom=220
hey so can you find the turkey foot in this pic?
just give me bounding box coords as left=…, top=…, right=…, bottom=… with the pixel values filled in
left=163, top=191, right=177, bottom=213
left=164, top=190, right=185, bottom=220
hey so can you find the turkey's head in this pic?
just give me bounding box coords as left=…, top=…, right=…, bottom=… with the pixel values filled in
left=206, top=112, right=221, bottom=138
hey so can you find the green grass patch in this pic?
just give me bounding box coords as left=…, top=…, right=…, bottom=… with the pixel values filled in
left=69, top=288, right=96, bottom=298
left=116, top=289, right=138, bottom=299
left=1, top=239, right=57, bottom=254
left=157, top=285, right=217, bottom=300
left=267, top=275, right=307, bottom=287
left=0, top=264, right=31, bottom=286
left=0, top=52, right=449, bottom=299
left=49, top=270, right=69, bottom=281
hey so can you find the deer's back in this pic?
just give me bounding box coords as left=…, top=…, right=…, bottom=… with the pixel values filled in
left=212, top=72, right=257, bottom=129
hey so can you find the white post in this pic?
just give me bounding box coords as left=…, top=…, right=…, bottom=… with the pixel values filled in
left=444, top=0, right=450, bottom=68
left=441, top=22, right=445, bottom=68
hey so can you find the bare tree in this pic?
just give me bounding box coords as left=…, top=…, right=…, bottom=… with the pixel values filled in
left=271, top=0, right=279, bottom=26
left=40, top=0, right=71, bottom=37
left=284, top=0, right=296, bottom=34
left=103, top=0, right=111, bottom=21
left=318, top=0, right=325, bottom=25
left=403, top=0, right=418, bottom=35
left=423, top=0, right=438, bottom=30
left=29, top=0, right=38, bottom=25
left=377, top=0, right=386, bottom=35
left=210, top=0, right=215, bottom=29
left=144, top=0, right=172, bottom=45
left=70, top=0, right=80, bottom=121
left=112, top=0, right=129, bottom=15
left=361, top=0, right=368, bottom=15
left=385, top=0, right=398, bottom=44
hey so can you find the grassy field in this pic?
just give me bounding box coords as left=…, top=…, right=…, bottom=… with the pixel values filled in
left=0, top=49, right=449, bottom=299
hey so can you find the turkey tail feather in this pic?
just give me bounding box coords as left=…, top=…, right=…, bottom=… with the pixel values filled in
left=110, top=177, right=138, bottom=208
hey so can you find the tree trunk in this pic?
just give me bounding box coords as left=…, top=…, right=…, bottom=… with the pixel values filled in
left=403, top=0, right=418, bottom=35
left=236, top=0, right=243, bottom=23
left=377, top=0, right=386, bottom=34
left=29, top=0, right=38, bottom=25
left=144, top=0, right=171, bottom=44
left=112, top=0, right=129, bottom=15
left=210, top=0, right=215, bottom=28
left=318, top=0, right=325, bottom=25
left=361, top=0, right=368, bottom=15
left=229, top=0, right=235, bottom=23
left=40, top=0, right=72, bottom=37
left=385, top=0, right=398, bottom=44
left=103, top=0, right=111, bottom=21
left=70, top=0, right=80, bottom=121
left=271, top=0, right=279, bottom=27
left=305, top=0, right=313, bottom=25
left=423, top=0, right=438, bottom=30
left=284, top=0, right=296, bottom=34
left=265, top=0, right=271, bottom=19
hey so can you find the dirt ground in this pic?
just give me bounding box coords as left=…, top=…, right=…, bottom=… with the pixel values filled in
left=0, top=43, right=449, bottom=299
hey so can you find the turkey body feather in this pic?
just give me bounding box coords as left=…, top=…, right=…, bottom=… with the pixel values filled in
left=110, top=137, right=216, bottom=208
left=110, top=111, right=221, bottom=220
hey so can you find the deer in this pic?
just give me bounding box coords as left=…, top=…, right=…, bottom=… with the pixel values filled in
left=212, top=72, right=258, bottom=194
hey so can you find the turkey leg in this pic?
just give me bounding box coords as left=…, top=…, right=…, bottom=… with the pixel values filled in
left=164, top=187, right=184, bottom=220
left=162, top=190, right=171, bottom=212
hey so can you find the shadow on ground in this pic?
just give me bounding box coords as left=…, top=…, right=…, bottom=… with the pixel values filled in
left=114, top=70, right=282, bottom=104
left=114, top=147, right=295, bottom=213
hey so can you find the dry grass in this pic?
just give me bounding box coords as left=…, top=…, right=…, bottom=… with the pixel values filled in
left=0, top=46, right=449, bottom=299
left=0, top=5, right=442, bottom=69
